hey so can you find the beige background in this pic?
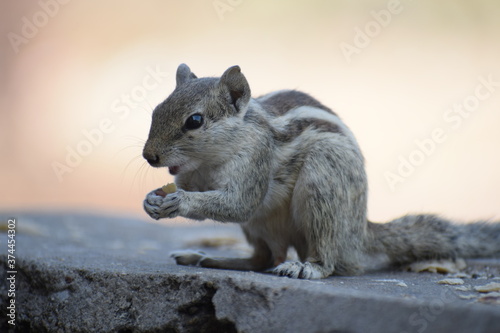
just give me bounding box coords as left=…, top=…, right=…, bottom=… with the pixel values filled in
left=1, top=0, right=499, bottom=223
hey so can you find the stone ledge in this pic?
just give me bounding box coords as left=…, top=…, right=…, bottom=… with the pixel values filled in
left=1, top=212, right=499, bottom=332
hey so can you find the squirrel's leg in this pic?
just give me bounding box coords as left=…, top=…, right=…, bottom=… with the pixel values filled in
left=274, top=140, right=366, bottom=279
left=170, top=238, right=274, bottom=272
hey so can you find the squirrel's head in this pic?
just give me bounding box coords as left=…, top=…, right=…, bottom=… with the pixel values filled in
left=143, top=64, right=251, bottom=175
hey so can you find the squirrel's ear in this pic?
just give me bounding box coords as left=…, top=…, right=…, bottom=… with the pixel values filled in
left=218, top=65, right=251, bottom=113
left=176, top=63, right=197, bottom=87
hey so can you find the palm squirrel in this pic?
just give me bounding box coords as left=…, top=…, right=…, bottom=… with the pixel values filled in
left=143, top=64, right=500, bottom=279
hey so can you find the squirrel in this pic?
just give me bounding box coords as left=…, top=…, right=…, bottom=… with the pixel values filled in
left=142, top=64, right=500, bottom=279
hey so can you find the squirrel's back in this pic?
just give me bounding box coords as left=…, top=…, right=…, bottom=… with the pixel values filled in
left=257, top=90, right=336, bottom=117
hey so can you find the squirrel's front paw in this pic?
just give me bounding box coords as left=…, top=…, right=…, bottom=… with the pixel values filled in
left=170, top=250, right=207, bottom=266
left=143, top=189, right=183, bottom=220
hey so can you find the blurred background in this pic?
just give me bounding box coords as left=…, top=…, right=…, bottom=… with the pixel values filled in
left=1, top=0, right=499, bottom=223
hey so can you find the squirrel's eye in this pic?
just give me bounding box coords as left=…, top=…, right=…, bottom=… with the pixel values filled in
left=184, top=114, right=204, bottom=130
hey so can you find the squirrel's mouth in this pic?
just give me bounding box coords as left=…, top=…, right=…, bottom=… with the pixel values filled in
left=168, top=166, right=181, bottom=175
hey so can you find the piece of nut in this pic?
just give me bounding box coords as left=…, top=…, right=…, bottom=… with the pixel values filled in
left=154, top=183, right=177, bottom=198
left=162, top=183, right=177, bottom=194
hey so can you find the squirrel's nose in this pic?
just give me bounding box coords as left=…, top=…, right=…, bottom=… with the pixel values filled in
left=143, top=151, right=160, bottom=166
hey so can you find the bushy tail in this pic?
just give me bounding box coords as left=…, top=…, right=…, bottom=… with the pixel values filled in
left=366, top=214, right=500, bottom=265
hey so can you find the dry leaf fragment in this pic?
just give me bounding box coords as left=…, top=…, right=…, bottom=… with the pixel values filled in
left=438, top=278, right=464, bottom=285
left=409, top=259, right=466, bottom=274
left=458, top=294, right=477, bottom=300
left=477, top=292, right=500, bottom=305
left=474, top=282, right=500, bottom=293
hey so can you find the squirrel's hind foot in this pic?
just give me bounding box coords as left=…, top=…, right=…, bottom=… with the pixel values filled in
left=273, top=261, right=330, bottom=279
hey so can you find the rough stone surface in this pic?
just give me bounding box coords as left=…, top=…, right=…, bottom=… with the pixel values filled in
left=1, top=212, right=500, bottom=332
